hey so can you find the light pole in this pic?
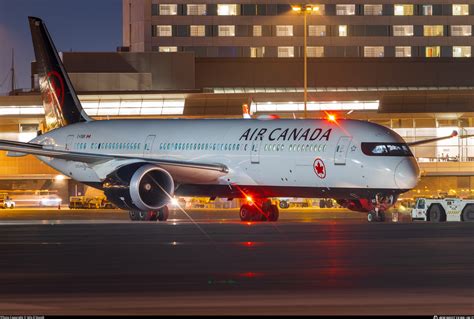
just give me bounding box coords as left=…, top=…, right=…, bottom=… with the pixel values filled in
left=292, top=4, right=319, bottom=119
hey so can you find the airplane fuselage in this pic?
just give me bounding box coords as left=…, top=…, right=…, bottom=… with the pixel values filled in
left=32, top=118, right=420, bottom=199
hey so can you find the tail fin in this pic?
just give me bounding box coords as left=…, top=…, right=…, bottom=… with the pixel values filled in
left=28, top=17, right=91, bottom=131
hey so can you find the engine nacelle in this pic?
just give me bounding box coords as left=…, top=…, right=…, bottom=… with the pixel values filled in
left=129, top=165, right=174, bottom=211
left=103, top=163, right=174, bottom=212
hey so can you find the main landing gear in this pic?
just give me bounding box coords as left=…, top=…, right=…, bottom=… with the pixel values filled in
left=129, top=206, right=169, bottom=222
left=240, top=199, right=279, bottom=222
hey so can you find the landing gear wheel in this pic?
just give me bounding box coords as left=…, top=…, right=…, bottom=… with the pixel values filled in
left=149, top=211, right=158, bottom=221
left=158, top=206, right=169, bottom=221
left=379, top=211, right=386, bottom=222
left=138, top=211, right=156, bottom=221
left=367, top=212, right=376, bottom=222
left=129, top=211, right=139, bottom=221
left=461, top=205, right=474, bottom=222
left=240, top=204, right=255, bottom=222
left=268, top=204, right=279, bottom=222
left=279, top=200, right=289, bottom=209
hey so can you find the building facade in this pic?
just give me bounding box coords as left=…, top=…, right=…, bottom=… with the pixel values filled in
left=123, top=0, right=474, bottom=58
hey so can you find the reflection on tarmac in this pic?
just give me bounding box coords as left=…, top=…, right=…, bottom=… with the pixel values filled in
left=0, top=208, right=472, bottom=315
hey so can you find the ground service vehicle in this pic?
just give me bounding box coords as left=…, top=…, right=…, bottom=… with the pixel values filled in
left=87, top=196, right=115, bottom=209
left=69, top=196, right=115, bottom=209
left=69, top=196, right=88, bottom=209
left=39, top=195, right=62, bottom=207
left=411, top=197, right=474, bottom=222
left=0, top=194, right=15, bottom=209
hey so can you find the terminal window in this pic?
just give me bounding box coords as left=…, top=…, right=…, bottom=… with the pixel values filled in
left=394, top=4, right=414, bottom=16
left=156, top=25, right=172, bottom=37
left=218, top=25, right=235, bottom=36
left=422, top=5, right=433, bottom=15
left=395, top=46, right=412, bottom=57
left=159, top=4, right=177, bottom=15
left=218, top=4, right=239, bottom=16
left=277, top=46, right=294, bottom=58
left=453, top=46, right=471, bottom=58
left=452, top=4, right=469, bottom=16
left=307, top=46, right=324, bottom=58
left=364, top=4, right=383, bottom=15
left=451, top=25, right=472, bottom=36
left=308, top=25, right=326, bottom=37
left=339, top=25, right=348, bottom=37
left=426, top=46, right=441, bottom=57
left=424, top=25, right=444, bottom=36
left=190, top=25, right=206, bottom=37
left=159, top=46, right=177, bottom=52
left=393, top=25, right=414, bottom=36
left=336, top=4, right=355, bottom=15
left=364, top=46, right=384, bottom=57
left=187, top=4, right=206, bottom=15
left=250, top=47, right=265, bottom=58
left=253, top=25, right=262, bottom=37
left=276, top=25, right=293, bottom=36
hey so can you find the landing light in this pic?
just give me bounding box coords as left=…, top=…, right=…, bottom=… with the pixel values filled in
left=170, top=198, right=179, bottom=206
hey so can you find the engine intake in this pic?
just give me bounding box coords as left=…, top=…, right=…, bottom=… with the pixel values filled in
left=129, top=165, right=174, bottom=211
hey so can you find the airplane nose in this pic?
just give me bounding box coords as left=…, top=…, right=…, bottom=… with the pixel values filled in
left=394, top=158, right=420, bottom=190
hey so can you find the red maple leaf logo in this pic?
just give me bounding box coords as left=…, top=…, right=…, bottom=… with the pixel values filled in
left=313, top=158, right=326, bottom=179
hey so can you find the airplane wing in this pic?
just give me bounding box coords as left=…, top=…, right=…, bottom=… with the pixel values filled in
left=0, top=139, right=229, bottom=176
left=407, top=130, right=459, bottom=147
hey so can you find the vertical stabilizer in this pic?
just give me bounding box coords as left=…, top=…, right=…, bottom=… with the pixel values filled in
left=29, top=17, right=91, bottom=131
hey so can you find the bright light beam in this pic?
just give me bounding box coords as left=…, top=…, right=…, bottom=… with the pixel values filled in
left=149, top=175, right=214, bottom=242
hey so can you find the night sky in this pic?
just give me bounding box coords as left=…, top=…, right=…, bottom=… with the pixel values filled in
left=0, top=0, right=122, bottom=94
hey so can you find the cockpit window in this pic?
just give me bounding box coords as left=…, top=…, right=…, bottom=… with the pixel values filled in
left=361, top=143, right=413, bottom=157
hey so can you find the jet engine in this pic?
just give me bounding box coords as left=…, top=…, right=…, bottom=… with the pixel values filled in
left=103, top=163, right=174, bottom=211
left=129, top=165, right=174, bottom=211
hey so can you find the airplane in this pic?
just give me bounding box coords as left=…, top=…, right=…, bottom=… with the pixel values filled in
left=0, top=17, right=464, bottom=223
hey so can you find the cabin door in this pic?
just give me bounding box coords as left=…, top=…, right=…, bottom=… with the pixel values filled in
left=334, top=136, right=352, bottom=165
left=143, top=135, right=156, bottom=156
left=250, top=140, right=261, bottom=164
left=65, top=135, right=75, bottom=151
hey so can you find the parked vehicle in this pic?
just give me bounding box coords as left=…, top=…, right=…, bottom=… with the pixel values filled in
left=69, top=196, right=115, bottom=209
left=0, top=194, right=15, bottom=209
left=39, top=195, right=62, bottom=207
left=411, top=197, right=474, bottom=222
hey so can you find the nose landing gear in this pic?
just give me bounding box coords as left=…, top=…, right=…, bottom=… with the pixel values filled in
left=240, top=199, right=279, bottom=222
left=367, top=194, right=395, bottom=222
left=367, top=209, right=385, bottom=222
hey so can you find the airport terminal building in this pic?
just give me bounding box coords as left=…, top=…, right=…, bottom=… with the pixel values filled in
left=0, top=1, right=473, bottom=204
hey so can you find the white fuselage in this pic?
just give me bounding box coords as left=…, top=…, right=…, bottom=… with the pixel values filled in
left=31, top=118, right=420, bottom=199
